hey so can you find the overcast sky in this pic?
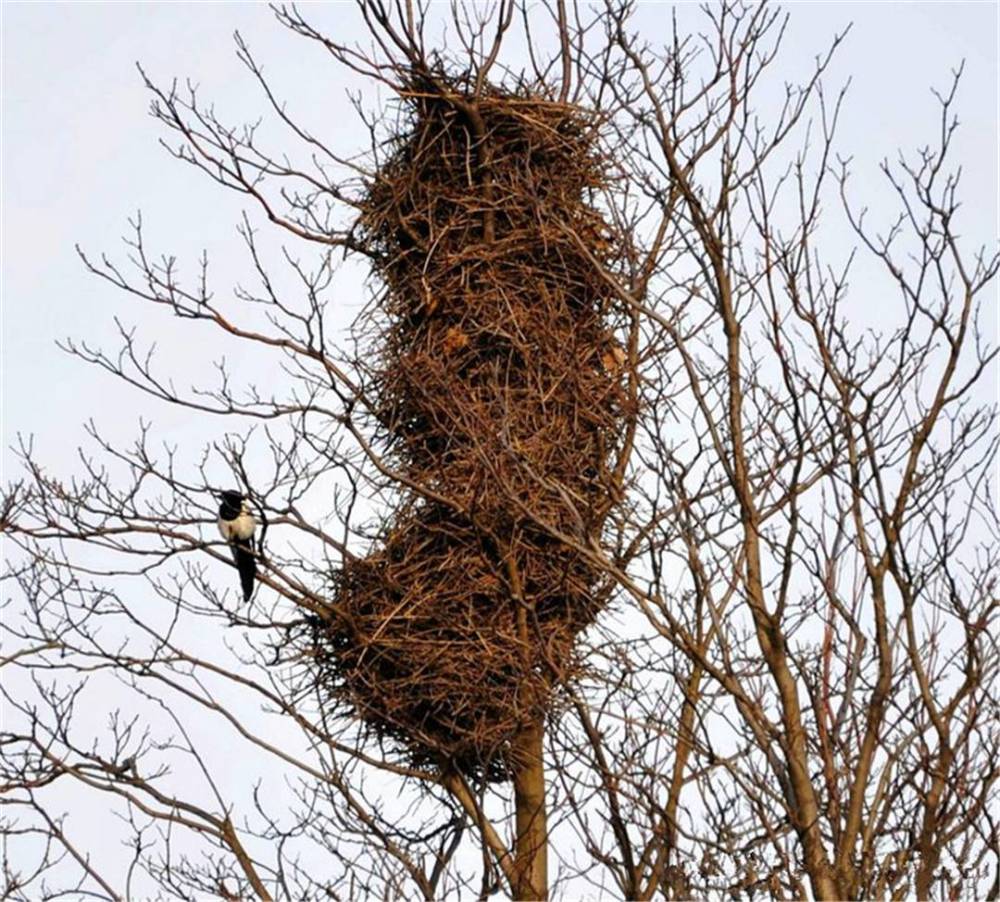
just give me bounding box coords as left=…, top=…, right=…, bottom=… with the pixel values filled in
left=2, top=0, right=998, bottom=895
left=2, top=2, right=997, bottom=470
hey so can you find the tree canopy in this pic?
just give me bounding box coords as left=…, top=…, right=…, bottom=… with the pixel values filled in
left=3, top=3, right=998, bottom=899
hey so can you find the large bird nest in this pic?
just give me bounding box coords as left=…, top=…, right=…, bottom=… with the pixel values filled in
left=303, top=78, right=633, bottom=780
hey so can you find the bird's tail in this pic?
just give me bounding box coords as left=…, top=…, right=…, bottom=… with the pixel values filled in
left=232, top=538, right=257, bottom=602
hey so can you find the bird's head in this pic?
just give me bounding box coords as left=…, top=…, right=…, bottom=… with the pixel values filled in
left=218, top=490, right=245, bottom=508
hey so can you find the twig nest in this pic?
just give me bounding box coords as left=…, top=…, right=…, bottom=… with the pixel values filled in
left=306, top=79, right=632, bottom=780
left=310, top=504, right=610, bottom=779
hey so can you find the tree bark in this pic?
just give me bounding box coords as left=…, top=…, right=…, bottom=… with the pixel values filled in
left=511, top=713, right=548, bottom=901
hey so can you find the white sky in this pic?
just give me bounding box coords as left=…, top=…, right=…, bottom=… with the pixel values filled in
left=2, top=2, right=997, bottom=467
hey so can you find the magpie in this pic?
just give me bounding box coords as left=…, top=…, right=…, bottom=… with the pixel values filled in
left=217, top=490, right=257, bottom=602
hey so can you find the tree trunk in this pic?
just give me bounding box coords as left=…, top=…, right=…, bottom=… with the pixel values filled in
left=511, top=713, right=548, bottom=901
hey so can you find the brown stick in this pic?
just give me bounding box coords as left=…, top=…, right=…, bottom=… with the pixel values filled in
left=221, top=816, right=273, bottom=901
left=511, top=713, right=548, bottom=901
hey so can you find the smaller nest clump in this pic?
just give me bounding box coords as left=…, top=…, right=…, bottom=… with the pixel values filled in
left=308, top=503, right=612, bottom=779
left=303, top=78, right=633, bottom=780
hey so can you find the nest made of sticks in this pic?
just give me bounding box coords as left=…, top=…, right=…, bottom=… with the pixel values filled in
left=304, top=78, right=632, bottom=780
left=308, top=502, right=613, bottom=779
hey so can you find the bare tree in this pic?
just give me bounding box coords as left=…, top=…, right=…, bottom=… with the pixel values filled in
left=3, top=2, right=997, bottom=900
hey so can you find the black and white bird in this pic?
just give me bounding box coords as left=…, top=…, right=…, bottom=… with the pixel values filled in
left=217, top=490, right=257, bottom=602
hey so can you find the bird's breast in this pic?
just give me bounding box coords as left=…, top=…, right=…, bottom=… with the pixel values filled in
left=218, top=512, right=256, bottom=541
